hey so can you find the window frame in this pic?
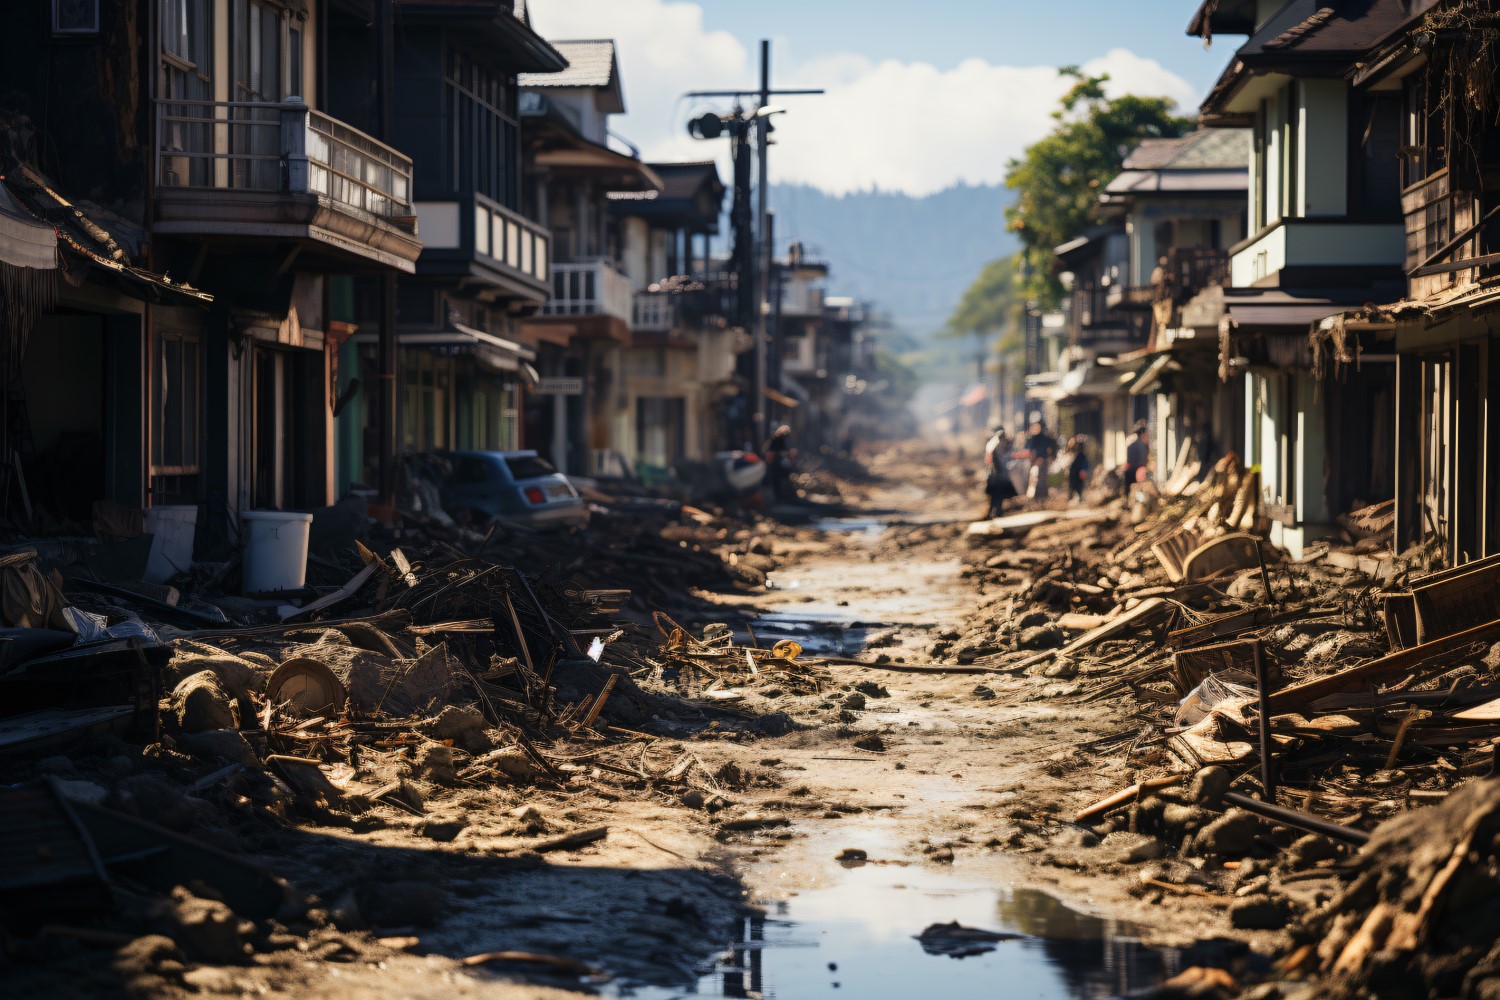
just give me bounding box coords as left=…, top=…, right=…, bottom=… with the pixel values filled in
left=151, top=326, right=203, bottom=478
left=53, top=0, right=100, bottom=35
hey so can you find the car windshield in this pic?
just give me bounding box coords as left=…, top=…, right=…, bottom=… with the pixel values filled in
left=503, top=455, right=558, bottom=481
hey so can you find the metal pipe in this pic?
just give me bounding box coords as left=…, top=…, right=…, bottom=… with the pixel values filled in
left=1221, top=790, right=1369, bottom=846
left=1252, top=638, right=1277, bottom=804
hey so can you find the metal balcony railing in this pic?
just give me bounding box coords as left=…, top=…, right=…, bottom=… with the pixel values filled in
left=543, top=259, right=632, bottom=323
left=155, top=98, right=413, bottom=219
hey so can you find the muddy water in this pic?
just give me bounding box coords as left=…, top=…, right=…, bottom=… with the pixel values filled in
left=619, top=514, right=1188, bottom=999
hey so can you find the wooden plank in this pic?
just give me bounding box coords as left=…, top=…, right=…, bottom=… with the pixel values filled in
left=1009, top=597, right=1168, bottom=671
left=1168, top=607, right=1272, bottom=650
left=1382, top=592, right=1417, bottom=649
left=1266, top=616, right=1500, bottom=714
left=1412, top=561, right=1500, bottom=644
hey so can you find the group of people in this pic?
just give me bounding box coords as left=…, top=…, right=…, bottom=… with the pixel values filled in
left=982, top=419, right=1151, bottom=518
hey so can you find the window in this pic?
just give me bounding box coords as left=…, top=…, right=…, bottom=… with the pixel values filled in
left=53, top=0, right=99, bottom=34
left=452, top=456, right=492, bottom=485
left=159, top=0, right=214, bottom=186
left=1403, top=74, right=1448, bottom=189
left=229, top=0, right=306, bottom=102
left=446, top=47, right=520, bottom=207
left=503, top=455, right=557, bottom=481
left=152, top=329, right=201, bottom=475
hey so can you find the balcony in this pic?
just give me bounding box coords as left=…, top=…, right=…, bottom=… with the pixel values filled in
left=1105, top=284, right=1155, bottom=310
left=153, top=98, right=422, bottom=272
left=532, top=259, right=633, bottom=342
left=632, top=290, right=677, bottom=334
left=1157, top=246, right=1229, bottom=301
left=1229, top=219, right=1404, bottom=288
left=415, top=192, right=551, bottom=302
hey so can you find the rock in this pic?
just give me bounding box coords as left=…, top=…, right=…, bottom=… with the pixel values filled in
left=854, top=681, right=890, bottom=699
left=113, top=935, right=186, bottom=993
left=937, top=628, right=961, bottom=641
left=1230, top=894, right=1290, bottom=930
left=1286, top=833, right=1341, bottom=867
left=1018, top=626, right=1064, bottom=650
left=357, top=880, right=449, bottom=928
left=419, top=818, right=467, bottom=842
left=836, top=847, right=868, bottom=863
left=853, top=733, right=886, bottom=752
left=1102, top=831, right=1165, bottom=863
left=971, top=684, right=997, bottom=700
left=1053, top=827, right=1100, bottom=849
left=753, top=712, right=797, bottom=736
left=510, top=805, right=548, bottom=834
left=427, top=704, right=492, bottom=754
left=168, top=671, right=238, bottom=733
left=842, top=692, right=867, bottom=710
left=177, top=729, right=261, bottom=769
left=1194, top=809, right=1264, bottom=856
left=417, top=745, right=457, bottom=785
left=1190, top=766, right=1233, bottom=807
left=52, top=779, right=109, bottom=805
left=156, top=887, right=253, bottom=963
left=1018, top=610, right=1050, bottom=629
left=1161, top=803, right=1207, bottom=836
left=927, top=844, right=955, bottom=864
left=167, top=644, right=264, bottom=699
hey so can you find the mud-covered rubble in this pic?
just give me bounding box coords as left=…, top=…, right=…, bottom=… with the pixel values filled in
left=0, top=486, right=846, bottom=996
left=943, top=451, right=1500, bottom=998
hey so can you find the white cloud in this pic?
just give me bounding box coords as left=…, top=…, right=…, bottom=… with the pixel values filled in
left=528, top=1, right=1198, bottom=197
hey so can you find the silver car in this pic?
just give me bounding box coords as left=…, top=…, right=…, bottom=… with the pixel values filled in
left=436, top=450, right=590, bottom=531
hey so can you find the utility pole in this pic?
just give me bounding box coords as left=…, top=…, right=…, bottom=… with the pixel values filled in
left=684, top=43, right=822, bottom=451
left=375, top=0, right=398, bottom=508
left=754, top=40, right=772, bottom=448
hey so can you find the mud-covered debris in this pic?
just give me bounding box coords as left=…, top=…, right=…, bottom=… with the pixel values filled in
left=915, top=921, right=1024, bottom=958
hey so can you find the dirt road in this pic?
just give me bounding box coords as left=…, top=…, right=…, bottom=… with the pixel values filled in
left=33, top=451, right=1268, bottom=1000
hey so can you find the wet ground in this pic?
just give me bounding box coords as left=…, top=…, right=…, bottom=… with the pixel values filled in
left=604, top=502, right=1209, bottom=999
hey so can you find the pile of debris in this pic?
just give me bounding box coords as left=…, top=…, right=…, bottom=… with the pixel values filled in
left=958, top=452, right=1500, bottom=992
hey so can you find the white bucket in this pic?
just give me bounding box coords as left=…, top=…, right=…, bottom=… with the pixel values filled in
left=142, top=505, right=198, bottom=583
left=241, top=511, right=314, bottom=594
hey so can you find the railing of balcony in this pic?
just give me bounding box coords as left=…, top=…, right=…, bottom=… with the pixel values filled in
left=633, top=290, right=676, bottom=333
left=155, top=98, right=414, bottom=219
left=543, top=259, right=632, bottom=323
left=1157, top=246, right=1229, bottom=301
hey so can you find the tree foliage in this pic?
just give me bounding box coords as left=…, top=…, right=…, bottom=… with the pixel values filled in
left=943, top=254, right=1018, bottom=339
left=1004, top=70, right=1191, bottom=306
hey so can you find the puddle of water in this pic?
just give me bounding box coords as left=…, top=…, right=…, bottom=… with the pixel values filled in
left=612, top=864, right=1201, bottom=999
left=811, top=516, right=888, bottom=543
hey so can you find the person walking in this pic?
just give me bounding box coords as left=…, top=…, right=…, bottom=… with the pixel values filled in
left=1067, top=435, right=1091, bottom=502
left=1121, top=421, right=1150, bottom=496
left=983, top=425, right=1017, bottom=517
left=763, top=424, right=796, bottom=503
left=1024, top=421, right=1058, bottom=500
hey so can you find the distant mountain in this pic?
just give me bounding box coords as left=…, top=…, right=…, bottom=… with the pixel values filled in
left=768, top=182, right=1018, bottom=337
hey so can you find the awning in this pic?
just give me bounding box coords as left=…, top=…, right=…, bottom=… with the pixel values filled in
left=374, top=321, right=536, bottom=373
left=1219, top=291, right=1348, bottom=330
left=1129, top=353, right=1182, bottom=396
left=0, top=186, right=56, bottom=271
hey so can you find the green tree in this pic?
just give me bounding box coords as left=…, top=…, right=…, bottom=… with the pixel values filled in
left=1005, top=70, right=1191, bottom=306
left=944, top=253, right=1026, bottom=402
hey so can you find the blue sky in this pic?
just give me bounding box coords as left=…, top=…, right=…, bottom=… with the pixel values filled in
left=530, top=1, right=1244, bottom=196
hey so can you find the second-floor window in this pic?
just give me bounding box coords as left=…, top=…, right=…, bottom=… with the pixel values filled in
left=1403, top=75, right=1448, bottom=189
left=232, top=0, right=304, bottom=103
left=446, top=48, right=519, bottom=208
